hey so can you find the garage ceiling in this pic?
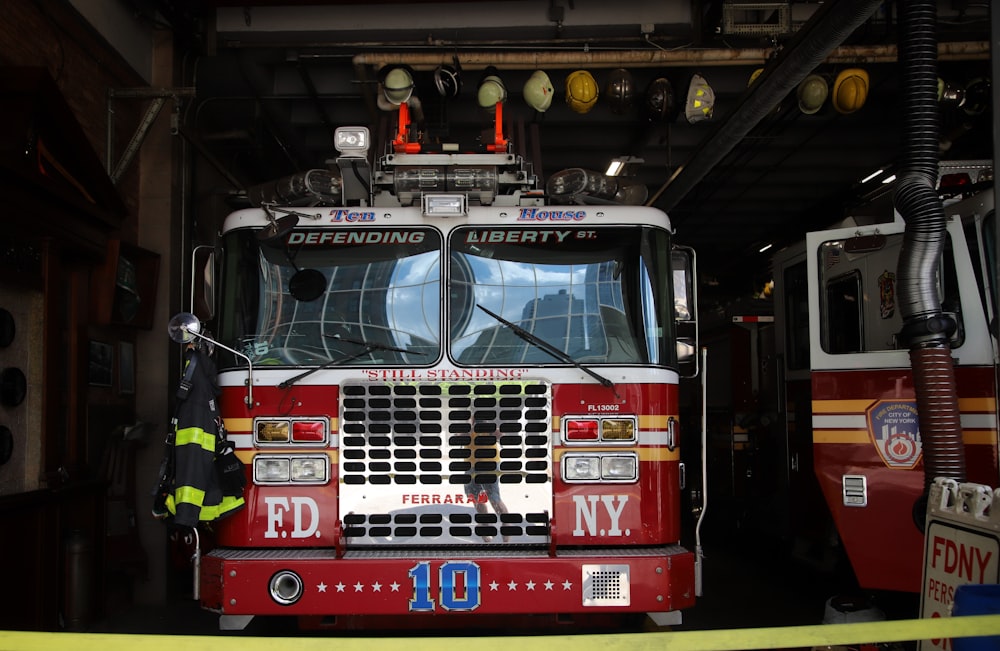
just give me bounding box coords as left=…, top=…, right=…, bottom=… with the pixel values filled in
left=154, top=0, right=994, bottom=300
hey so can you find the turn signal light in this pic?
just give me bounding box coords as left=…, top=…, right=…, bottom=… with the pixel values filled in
left=565, top=419, right=599, bottom=441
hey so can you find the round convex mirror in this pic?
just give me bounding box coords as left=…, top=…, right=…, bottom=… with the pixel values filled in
left=289, top=269, right=327, bottom=302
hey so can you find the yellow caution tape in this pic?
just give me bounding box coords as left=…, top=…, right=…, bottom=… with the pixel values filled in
left=2, top=615, right=1000, bottom=651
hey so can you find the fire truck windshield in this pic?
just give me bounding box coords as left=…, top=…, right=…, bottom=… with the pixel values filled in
left=215, top=224, right=675, bottom=370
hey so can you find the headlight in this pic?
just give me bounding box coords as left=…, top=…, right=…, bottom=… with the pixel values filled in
left=563, top=452, right=638, bottom=483
left=564, top=455, right=600, bottom=481
left=255, top=457, right=290, bottom=483
left=291, top=457, right=328, bottom=482
left=602, top=454, right=637, bottom=481
left=255, top=455, right=329, bottom=485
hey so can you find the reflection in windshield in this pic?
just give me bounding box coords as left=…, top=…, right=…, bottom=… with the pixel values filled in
left=217, top=228, right=441, bottom=367
left=216, top=225, right=675, bottom=370
left=449, top=227, right=672, bottom=366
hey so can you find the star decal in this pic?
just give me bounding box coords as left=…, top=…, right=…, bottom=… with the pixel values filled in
left=354, top=581, right=365, bottom=592
left=507, top=580, right=518, bottom=591
left=390, top=582, right=401, bottom=592
left=525, top=580, right=536, bottom=591
left=372, top=582, right=383, bottom=592
left=544, top=580, right=554, bottom=591
left=562, top=579, right=573, bottom=590
left=317, top=582, right=327, bottom=593
left=489, top=581, right=500, bottom=591
left=335, top=582, right=346, bottom=592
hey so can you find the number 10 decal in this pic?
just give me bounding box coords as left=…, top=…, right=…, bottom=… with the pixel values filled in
left=408, top=561, right=482, bottom=612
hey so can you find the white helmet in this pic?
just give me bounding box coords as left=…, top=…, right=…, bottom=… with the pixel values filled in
left=381, top=65, right=415, bottom=105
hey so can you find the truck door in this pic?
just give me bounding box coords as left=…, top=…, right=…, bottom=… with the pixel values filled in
left=803, top=215, right=996, bottom=593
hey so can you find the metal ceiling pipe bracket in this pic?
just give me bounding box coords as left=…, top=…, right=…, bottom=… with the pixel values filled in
left=106, top=87, right=195, bottom=185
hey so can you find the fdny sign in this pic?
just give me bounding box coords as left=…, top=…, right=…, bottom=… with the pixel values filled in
left=919, top=480, right=1000, bottom=651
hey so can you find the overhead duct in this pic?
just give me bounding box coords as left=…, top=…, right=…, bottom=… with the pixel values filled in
left=893, top=0, right=966, bottom=495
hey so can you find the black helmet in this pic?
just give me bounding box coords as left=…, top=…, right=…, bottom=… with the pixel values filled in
left=606, top=68, right=634, bottom=115
left=433, top=58, right=462, bottom=99
left=645, top=76, right=675, bottom=122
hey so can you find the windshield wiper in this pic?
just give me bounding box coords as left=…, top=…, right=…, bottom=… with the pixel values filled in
left=323, top=333, right=419, bottom=355
left=475, top=304, right=614, bottom=389
left=279, top=335, right=423, bottom=389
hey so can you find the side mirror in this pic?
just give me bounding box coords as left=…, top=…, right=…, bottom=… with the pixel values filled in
left=168, top=312, right=255, bottom=409
left=672, top=246, right=699, bottom=378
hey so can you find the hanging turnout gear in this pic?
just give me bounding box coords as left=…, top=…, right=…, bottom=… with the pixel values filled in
left=153, top=346, right=245, bottom=527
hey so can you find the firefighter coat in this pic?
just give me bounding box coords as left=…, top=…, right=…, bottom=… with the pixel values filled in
left=165, top=347, right=245, bottom=527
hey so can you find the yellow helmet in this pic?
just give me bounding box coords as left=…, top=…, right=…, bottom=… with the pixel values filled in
left=565, top=70, right=599, bottom=114
left=832, top=68, right=869, bottom=114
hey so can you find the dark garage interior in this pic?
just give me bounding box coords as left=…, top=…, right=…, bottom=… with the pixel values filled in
left=0, top=0, right=996, bottom=641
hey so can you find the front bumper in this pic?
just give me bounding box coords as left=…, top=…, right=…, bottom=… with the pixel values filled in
left=201, top=546, right=695, bottom=617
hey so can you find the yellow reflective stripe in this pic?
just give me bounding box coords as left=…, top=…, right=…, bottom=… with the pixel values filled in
left=165, top=493, right=244, bottom=521
left=175, top=426, right=216, bottom=452
left=198, top=495, right=245, bottom=520
left=172, top=485, right=207, bottom=508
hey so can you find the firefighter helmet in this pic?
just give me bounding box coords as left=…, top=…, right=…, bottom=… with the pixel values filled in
left=644, top=76, right=674, bottom=122
left=684, top=73, right=715, bottom=123
left=381, top=65, right=415, bottom=105
left=565, top=70, right=599, bottom=114
left=606, top=68, right=635, bottom=114
left=433, top=64, right=462, bottom=99
left=832, top=68, right=869, bottom=114
left=797, top=74, right=829, bottom=114
left=523, top=70, right=554, bottom=112
left=962, top=77, right=990, bottom=116
left=477, top=66, right=507, bottom=111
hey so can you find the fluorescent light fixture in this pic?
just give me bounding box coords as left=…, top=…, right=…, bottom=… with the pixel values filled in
left=605, top=156, right=644, bottom=177
left=606, top=160, right=626, bottom=176
left=881, top=174, right=897, bottom=184
left=758, top=243, right=773, bottom=253
left=861, top=169, right=884, bottom=183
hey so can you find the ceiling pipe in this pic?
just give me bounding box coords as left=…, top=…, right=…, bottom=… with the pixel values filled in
left=348, top=40, right=987, bottom=71
left=646, top=0, right=905, bottom=210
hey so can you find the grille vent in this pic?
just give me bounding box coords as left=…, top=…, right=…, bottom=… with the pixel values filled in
left=340, top=381, right=553, bottom=544
left=582, top=564, right=631, bottom=606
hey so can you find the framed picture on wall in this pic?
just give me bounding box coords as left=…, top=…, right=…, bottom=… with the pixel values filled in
left=88, top=340, right=113, bottom=387
left=119, top=342, right=134, bottom=395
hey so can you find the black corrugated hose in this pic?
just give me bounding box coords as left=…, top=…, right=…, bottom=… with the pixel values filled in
left=894, top=0, right=966, bottom=492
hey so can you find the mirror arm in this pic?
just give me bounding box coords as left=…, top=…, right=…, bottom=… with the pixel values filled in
left=182, top=328, right=255, bottom=409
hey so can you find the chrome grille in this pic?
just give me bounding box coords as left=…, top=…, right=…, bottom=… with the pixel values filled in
left=339, top=380, right=552, bottom=545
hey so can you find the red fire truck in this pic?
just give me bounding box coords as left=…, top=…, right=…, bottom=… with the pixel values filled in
left=766, top=161, right=998, bottom=595
left=170, top=106, right=700, bottom=630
